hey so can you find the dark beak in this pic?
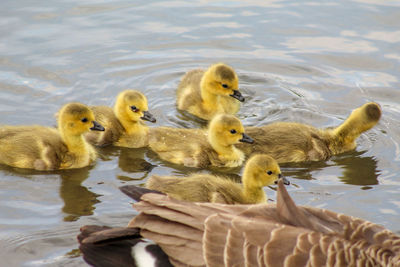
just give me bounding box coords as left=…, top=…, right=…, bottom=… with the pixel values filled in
left=140, top=111, right=156, bottom=123
left=90, top=121, right=105, bottom=131
left=239, top=133, right=254, bottom=144
left=229, top=90, right=245, bottom=102
left=274, top=176, right=290, bottom=185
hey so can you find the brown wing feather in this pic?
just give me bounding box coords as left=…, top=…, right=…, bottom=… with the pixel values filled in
left=202, top=214, right=233, bottom=266
left=126, top=181, right=400, bottom=266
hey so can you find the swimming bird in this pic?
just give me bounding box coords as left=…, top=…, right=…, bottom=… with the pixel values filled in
left=176, top=63, right=244, bottom=120
left=148, top=113, right=253, bottom=168
left=237, top=102, right=382, bottom=163
left=0, top=103, right=104, bottom=170
left=85, top=90, right=156, bottom=148
left=78, top=180, right=400, bottom=267
left=146, top=154, right=290, bottom=204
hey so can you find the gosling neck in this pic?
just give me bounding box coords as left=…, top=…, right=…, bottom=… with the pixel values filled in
left=331, top=111, right=369, bottom=152
left=200, top=75, right=220, bottom=111
left=119, top=118, right=147, bottom=135
left=60, top=129, right=89, bottom=154
left=115, top=108, right=147, bottom=135
left=242, top=168, right=267, bottom=203
left=208, top=132, right=237, bottom=157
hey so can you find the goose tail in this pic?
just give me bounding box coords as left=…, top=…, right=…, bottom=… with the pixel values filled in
left=78, top=225, right=172, bottom=267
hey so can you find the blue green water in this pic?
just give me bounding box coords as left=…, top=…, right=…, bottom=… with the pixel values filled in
left=1, top=0, right=400, bottom=265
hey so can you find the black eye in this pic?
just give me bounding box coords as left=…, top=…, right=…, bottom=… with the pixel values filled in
left=222, top=84, right=228, bottom=88
left=131, top=105, right=138, bottom=112
left=267, top=171, right=272, bottom=175
left=81, top=118, right=88, bottom=123
left=230, top=129, right=236, bottom=134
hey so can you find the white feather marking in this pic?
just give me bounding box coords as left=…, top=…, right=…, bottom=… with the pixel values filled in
left=131, top=239, right=157, bottom=267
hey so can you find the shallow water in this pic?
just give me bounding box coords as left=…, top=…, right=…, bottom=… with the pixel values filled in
left=1, top=0, right=400, bottom=266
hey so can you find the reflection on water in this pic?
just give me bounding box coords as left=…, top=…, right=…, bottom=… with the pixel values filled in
left=118, top=147, right=155, bottom=173
left=59, top=167, right=100, bottom=222
left=281, top=151, right=379, bottom=186
left=333, top=151, right=380, bottom=186
left=281, top=160, right=330, bottom=181
left=0, top=164, right=101, bottom=222
left=97, top=146, right=156, bottom=181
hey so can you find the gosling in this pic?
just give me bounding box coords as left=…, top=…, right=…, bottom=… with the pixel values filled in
left=148, top=114, right=253, bottom=168
left=85, top=90, right=156, bottom=148
left=146, top=154, right=290, bottom=204
left=0, top=103, right=104, bottom=170
left=237, top=102, right=381, bottom=163
left=177, top=63, right=244, bottom=120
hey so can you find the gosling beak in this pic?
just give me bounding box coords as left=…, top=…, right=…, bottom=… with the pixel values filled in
left=274, top=175, right=290, bottom=185
left=229, top=90, right=245, bottom=102
left=140, top=111, right=156, bottom=123
left=90, top=121, right=105, bottom=131
left=239, top=133, right=254, bottom=144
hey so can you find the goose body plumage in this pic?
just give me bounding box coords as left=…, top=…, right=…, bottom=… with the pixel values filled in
left=237, top=102, right=382, bottom=163
left=176, top=63, right=244, bottom=120
left=146, top=154, right=288, bottom=204
left=148, top=114, right=253, bottom=168
left=78, top=180, right=400, bottom=267
left=0, top=102, right=104, bottom=170
left=85, top=90, right=156, bottom=148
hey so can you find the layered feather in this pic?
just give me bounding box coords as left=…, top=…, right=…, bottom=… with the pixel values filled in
left=78, top=180, right=400, bottom=266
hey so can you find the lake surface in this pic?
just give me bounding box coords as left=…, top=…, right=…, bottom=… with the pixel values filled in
left=1, top=0, right=400, bottom=266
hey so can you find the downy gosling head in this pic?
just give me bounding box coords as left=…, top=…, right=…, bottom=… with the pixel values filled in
left=202, top=63, right=243, bottom=102
left=58, top=102, right=104, bottom=137
left=208, top=113, right=253, bottom=148
left=114, top=89, right=156, bottom=125
left=243, top=154, right=290, bottom=189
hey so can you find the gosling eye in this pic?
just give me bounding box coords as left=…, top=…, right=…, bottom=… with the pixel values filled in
left=267, top=171, right=273, bottom=175
left=81, top=118, right=88, bottom=123
left=230, top=129, right=237, bottom=134
left=222, top=84, right=228, bottom=88
left=131, top=105, right=139, bottom=112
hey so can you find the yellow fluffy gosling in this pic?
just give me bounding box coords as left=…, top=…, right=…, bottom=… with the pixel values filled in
left=0, top=103, right=104, bottom=170
left=85, top=90, right=156, bottom=148
left=148, top=114, right=253, bottom=168
left=176, top=63, right=244, bottom=120
left=146, top=154, right=289, bottom=204
left=237, top=102, right=381, bottom=163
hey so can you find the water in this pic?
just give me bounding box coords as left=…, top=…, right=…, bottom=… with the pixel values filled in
left=1, top=0, right=400, bottom=265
